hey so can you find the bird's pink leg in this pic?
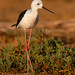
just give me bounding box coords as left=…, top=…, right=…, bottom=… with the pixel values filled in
left=24, top=29, right=29, bottom=75
left=28, top=29, right=32, bottom=50
left=27, top=29, right=34, bottom=74
left=25, top=29, right=34, bottom=75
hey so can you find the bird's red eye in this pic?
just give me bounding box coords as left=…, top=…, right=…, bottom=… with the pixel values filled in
left=37, top=3, right=40, bottom=5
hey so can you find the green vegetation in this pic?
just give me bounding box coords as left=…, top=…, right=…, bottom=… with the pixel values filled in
left=0, top=29, right=75, bottom=75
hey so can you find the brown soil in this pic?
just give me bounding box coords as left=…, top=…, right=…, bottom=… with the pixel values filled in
left=0, top=20, right=75, bottom=48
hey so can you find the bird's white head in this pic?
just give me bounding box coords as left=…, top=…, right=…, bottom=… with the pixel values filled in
left=31, top=0, right=43, bottom=10
left=31, top=0, right=55, bottom=14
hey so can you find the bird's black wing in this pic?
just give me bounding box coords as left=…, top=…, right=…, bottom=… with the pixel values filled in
left=16, top=10, right=27, bottom=27
left=34, top=15, right=39, bottom=26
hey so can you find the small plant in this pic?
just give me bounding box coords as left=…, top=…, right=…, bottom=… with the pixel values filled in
left=0, top=29, right=75, bottom=74
left=0, top=36, right=75, bottom=74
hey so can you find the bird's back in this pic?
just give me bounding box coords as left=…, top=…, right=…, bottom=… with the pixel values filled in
left=16, top=10, right=27, bottom=27
left=17, top=9, right=39, bottom=29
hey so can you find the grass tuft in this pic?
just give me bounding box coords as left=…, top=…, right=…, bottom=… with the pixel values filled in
left=0, top=30, right=75, bottom=74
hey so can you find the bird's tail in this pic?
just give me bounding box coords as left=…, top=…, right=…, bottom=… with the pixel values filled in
left=11, top=24, right=16, bottom=27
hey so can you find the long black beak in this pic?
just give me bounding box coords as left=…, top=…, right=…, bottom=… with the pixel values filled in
left=42, top=6, right=55, bottom=15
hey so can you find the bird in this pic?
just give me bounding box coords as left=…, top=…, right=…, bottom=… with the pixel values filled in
left=11, top=0, right=55, bottom=75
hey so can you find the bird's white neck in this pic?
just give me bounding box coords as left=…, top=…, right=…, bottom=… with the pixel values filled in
left=31, top=8, right=38, bottom=14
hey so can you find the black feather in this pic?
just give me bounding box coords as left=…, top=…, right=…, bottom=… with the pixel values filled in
left=11, top=24, right=16, bottom=27
left=11, top=10, right=27, bottom=27
left=16, top=10, right=27, bottom=27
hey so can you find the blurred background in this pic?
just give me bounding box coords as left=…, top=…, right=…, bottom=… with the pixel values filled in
left=0, top=0, right=75, bottom=21
left=0, top=0, right=75, bottom=48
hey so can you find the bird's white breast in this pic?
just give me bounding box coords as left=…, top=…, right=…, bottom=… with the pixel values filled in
left=18, top=9, right=38, bottom=29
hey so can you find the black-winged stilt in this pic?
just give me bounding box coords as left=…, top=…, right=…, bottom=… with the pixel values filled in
left=11, top=0, right=55, bottom=74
